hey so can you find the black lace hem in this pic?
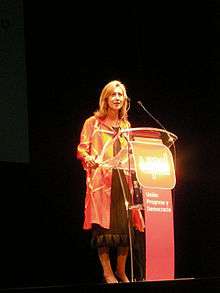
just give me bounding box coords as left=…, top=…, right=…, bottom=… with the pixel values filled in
left=91, top=233, right=129, bottom=248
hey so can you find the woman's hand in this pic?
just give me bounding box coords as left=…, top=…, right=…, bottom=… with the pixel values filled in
left=85, top=155, right=99, bottom=169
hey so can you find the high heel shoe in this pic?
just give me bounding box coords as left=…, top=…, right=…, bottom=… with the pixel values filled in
left=103, top=275, right=118, bottom=284
left=115, top=271, right=130, bottom=283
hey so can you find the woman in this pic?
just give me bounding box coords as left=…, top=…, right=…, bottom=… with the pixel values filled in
left=77, top=80, right=144, bottom=283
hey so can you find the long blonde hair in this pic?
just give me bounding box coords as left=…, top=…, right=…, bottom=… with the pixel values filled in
left=94, top=80, right=130, bottom=121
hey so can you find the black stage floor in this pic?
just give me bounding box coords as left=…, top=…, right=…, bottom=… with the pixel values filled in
left=1, top=277, right=220, bottom=293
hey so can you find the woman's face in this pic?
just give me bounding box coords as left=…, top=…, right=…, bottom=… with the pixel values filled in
left=107, top=87, right=125, bottom=112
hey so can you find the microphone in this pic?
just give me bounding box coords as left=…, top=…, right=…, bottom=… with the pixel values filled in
left=137, top=100, right=174, bottom=145
left=137, top=100, right=177, bottom=213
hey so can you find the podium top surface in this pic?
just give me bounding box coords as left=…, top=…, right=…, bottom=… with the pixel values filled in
left=121, top=127, right=178, bottom=146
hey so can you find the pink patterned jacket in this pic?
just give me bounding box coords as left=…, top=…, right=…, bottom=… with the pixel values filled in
left=77, top=116, right=144, bottom=231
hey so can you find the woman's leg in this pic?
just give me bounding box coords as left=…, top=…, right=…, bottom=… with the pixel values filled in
left=98, top=247, right=118, bottom=283
left=115, top=246, right=130, bottom=282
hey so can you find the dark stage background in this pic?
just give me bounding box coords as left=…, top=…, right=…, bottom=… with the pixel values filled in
left=1, top=0, right=220, bottom=289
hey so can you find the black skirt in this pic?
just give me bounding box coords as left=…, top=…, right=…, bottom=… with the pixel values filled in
left=91, top=168, right=132, bottom=248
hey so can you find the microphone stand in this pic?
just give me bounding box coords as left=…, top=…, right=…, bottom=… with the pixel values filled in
left=137, top=101, right=175, bottom=146
left=117, top=130, right=135, bottom=282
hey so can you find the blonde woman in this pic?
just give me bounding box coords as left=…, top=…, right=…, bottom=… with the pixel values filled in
left=77, top=80, right=144, bottom=283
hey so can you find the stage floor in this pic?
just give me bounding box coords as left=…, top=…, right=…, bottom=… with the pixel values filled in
left=1, top=277, right=220, bottom=293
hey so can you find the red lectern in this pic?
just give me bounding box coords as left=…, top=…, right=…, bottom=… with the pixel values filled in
left=122, top=127, right=178, bottom=281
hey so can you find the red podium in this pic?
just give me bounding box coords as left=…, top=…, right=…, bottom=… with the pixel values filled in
left=122, top=127, right=178, bottom=281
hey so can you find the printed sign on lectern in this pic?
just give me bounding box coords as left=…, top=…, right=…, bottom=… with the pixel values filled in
left=130, top=138, right=176, bottom=190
